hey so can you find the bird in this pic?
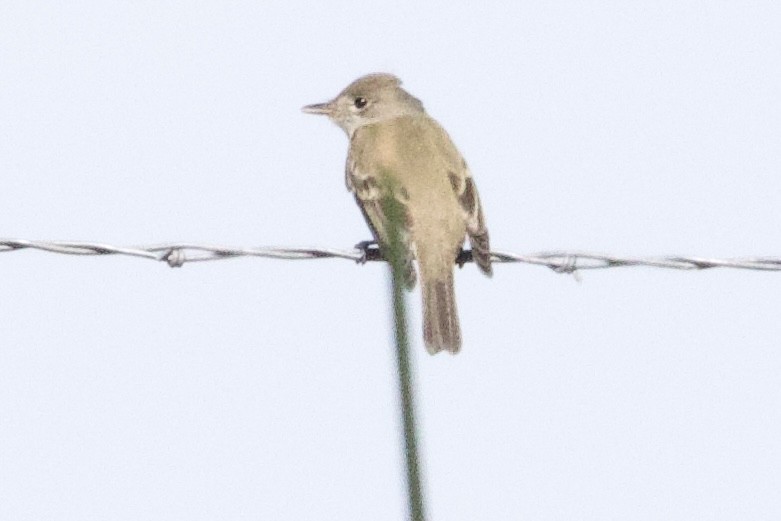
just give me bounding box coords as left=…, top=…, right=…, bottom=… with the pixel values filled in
left=302, top=73, right=492, bottom=354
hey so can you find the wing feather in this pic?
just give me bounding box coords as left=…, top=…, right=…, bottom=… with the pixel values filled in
left=448, top=161, right=492, bottom=276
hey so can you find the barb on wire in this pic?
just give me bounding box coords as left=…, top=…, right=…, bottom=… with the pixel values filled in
left=1, top=238, right=781, bottom=273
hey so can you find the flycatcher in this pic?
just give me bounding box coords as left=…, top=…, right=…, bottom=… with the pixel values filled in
left=303, top=73, right=492, bottom=354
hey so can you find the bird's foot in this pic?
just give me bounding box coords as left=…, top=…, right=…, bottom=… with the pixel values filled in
left=455, top=247, right=470, bottom=269
left=354, top=240, right=378, bottom=264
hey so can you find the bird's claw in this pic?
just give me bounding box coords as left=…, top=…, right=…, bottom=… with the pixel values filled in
left=354, top=240, right=378, bottom=264
left=456, top=247, right=469, bottom=269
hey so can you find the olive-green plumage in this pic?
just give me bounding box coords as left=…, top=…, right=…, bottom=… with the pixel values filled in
left=303, top=73, right=491, bottom=354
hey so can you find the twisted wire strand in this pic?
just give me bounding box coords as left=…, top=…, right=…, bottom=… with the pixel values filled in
left=2, top=238, right=780, bottom=273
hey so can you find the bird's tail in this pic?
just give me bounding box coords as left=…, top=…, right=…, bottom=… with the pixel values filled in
left=421, top=268, right=461, bottom=354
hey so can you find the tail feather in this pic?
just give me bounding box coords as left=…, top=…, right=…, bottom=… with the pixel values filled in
left=422, top=270, right=461, bottom=354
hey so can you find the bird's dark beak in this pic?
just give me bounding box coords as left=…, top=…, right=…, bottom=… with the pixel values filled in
left=301, top=102, right=333, bottom=115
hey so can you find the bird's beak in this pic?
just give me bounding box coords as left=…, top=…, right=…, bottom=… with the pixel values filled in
left=301, top=101, right=334, bottom=115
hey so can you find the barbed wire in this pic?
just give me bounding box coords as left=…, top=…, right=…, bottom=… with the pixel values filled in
left=2, top=238, right=780, bottom=274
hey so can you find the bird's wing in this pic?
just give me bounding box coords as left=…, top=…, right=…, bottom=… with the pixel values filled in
left=346, top=151, right=417, bottom=289
left=448, top=161, right=493, bottom=277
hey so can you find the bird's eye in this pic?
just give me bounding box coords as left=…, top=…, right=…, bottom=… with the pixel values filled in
left=354, top=97, right=367, bottom=109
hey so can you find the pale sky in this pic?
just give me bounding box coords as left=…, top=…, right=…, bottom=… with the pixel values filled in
left=2, top=2, right=780, bottom=520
